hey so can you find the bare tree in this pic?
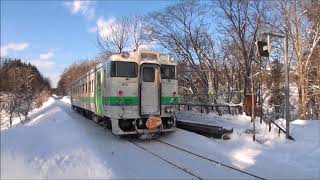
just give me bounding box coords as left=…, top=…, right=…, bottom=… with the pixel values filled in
left=145, top=0, right=219, bottom=101
left=57, top=59, right=99, bottom=95
left=97, top=15, right=150, bottom=56
left=214, top=0, right=267, bottom=94
left=97, top=17, right=131, bottom=55
left=272, top=0, right=320, bottom=119
left=130, top=15, right=147, bottom=51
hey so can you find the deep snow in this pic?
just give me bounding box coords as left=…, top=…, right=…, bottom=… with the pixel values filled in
left=1, top=97, right=319, bottom=179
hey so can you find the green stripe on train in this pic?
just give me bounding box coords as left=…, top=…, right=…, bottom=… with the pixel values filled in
left=73, top=96, right=95, bottom=103
left=161, top=96, right=179, bottom=105
left=104, top=96, right=139, bottom=106
left=73, top=96, right=179, bottom=105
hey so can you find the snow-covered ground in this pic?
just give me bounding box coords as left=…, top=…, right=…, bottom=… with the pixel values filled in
left=1, top=97, right=191, bottom=179
left=1, top=97, right=319, bottom=179
left=177, top=112, right=320, bottom=179
left=1, top=96, right=55, bottom=130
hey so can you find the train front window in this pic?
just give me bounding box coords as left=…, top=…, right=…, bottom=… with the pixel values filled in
left=111, top=61, right=138, bottom=78
left=161, top=65, right=175, bottom=79
left=143, top=67, right=155, bottom=82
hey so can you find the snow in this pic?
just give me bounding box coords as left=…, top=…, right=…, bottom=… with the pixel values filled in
left=177, top=111, right=320, bottom=179
left=1, top=97, right=193, bottom=179
left=60, top=96, right=71, bottom=104
left=1, top=97, right=319, bottom=179
left=1, top=97, right=56, bottom=130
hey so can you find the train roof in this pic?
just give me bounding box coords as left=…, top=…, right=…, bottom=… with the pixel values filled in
left=71, top=50, right=177, bottom=86
left=109, top=50, right=177, bottom=65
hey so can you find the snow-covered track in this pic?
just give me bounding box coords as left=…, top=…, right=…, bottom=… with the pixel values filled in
left=128, top=139, right=264, bottom=179
left=90, top=116, right=264, bottom=179
left=155, top=139, right=265, bottom=179
left=128, top=140, right=203, bottom=179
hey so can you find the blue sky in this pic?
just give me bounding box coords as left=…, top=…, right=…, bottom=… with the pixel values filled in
left=1, top=0, right=174, bottom=87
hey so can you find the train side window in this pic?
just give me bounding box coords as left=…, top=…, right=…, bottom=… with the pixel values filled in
left=161, top=65, right=176, bottom=79
left=143, top=67, right=155, bottom=82
left=104, top=69, right=107, bottom=88
left=92, top=80, right=94, bottom=92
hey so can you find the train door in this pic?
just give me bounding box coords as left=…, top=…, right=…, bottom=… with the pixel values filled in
left=95, top=69, right=103, bottom=116
left=140, top=63, right=160, bottom=116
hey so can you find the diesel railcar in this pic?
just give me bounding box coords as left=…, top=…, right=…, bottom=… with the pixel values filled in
left=70, top=50, right=178, bottom=135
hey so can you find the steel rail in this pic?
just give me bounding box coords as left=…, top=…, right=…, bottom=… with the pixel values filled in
left=155, top=139, right=265, bottom=180
left=128, top=140, right=203, bottom=180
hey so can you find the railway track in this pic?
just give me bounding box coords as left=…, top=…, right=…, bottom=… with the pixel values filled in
left=154, top=139, right=264, bottom=179
left=87, top=115, right=264, bottom=179
left=128, top=140, right=203, bottom=179
left=128, top=138, right=265, bottom=180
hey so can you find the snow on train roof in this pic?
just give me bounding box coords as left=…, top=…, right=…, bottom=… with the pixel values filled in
left=109, top=50, right=177, bottom=65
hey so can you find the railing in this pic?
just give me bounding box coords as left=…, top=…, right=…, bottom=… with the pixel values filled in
left=176, top=101, right=295, bottom=140
left=263, top=115, right=295, bottom=140
left=177, top=103, right=242, bottom=116
left=179, top=91, right=243, bottom=105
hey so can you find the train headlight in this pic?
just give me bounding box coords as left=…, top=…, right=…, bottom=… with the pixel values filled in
left=165, top=106, right=174, bottom=113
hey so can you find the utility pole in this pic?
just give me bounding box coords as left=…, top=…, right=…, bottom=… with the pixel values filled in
left=262, top=31, right=291, bottom=139
left=284, top=36, right=291, bottom=139
left=251, top=66, right=255, bottom=141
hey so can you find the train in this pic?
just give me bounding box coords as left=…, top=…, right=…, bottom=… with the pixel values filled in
left=70, top=50, right=179, bottom=136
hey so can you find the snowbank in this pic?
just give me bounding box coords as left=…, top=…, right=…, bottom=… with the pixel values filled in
left=1, top=98, right=112, bottom=179
left=61, top=96, right=70, bottom=104
left=177, top=111, right=320, bottom=179
left=1, top=97, right=56, bottom=130
left=1, top=98, right=194, bottom=179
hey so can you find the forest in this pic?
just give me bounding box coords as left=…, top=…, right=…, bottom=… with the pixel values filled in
left=0, top=58, right=51, bottom=127
left=56, top=0, right=319, bottom=120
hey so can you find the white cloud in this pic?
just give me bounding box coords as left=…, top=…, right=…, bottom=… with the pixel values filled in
left=29, top=50, right=56, bottom=69
left=29, top=59, right=55, bottom=69
left=64, top=0, right=95, bottom=19
left=28, top=49, right=63, bottom=88
left=95, top=16, right=116, bottom=39
left=1, top=43, right=29, bottom=56
left=39, top=51, right=54, bottom=60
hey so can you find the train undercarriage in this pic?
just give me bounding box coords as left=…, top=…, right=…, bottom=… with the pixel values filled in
left=72, top=105, right=176, bottom=136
